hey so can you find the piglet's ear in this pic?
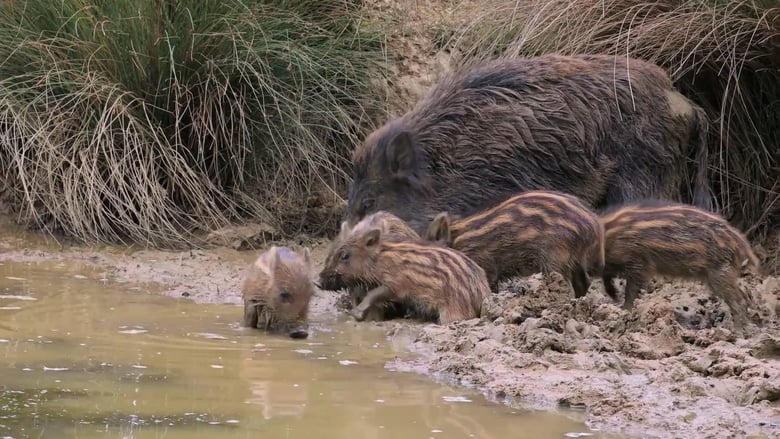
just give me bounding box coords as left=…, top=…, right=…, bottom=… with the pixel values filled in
left=254, top=246, right=276, bottom=275
left=425, top=212, right=451, bottom=243
left=383, top=130, right=418, bottom=178
left=266, top=246, right=280, bottom=272
left=302, top=247, right=312, bottom=268
left=339, top=220, right=351, bottom=238
left=363, top=227, right=382, bottom=248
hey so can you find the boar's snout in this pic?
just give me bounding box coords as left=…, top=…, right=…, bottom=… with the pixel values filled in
left=317, top=271, right=345, bottom=291
left=289, top=326, right=309, bottom=339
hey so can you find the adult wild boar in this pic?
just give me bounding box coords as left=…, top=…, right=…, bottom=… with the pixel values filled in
left=345, top=54, right=712, bottom=233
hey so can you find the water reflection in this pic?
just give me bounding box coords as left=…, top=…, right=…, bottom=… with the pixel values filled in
left=240, top=353, right=309, bottom=419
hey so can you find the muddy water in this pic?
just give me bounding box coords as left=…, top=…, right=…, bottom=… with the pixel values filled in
left=0, top=259, right=618, bottom=439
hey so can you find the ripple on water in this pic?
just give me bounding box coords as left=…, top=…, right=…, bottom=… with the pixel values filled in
left=293, top=349, right=313, bottom=355
left=191, top=332, right=228, bottom=340
left=442, top=396, right=472, bottom=403
left=84, top=412, right=242, bottom=430
left=338, top=360, right=358, bottom=366
left=0, top=294, right=36, bottom=301
left=117, top=326, right=148, bottom=335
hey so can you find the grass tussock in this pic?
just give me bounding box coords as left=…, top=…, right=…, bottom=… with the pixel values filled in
left=435, top=0, right=779, bottom=241
left=0, top=0, right=384, bottom=247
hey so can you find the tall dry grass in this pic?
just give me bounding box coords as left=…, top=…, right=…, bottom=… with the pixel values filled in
left=0, top=0, right=384, bottom=247
left=435, top=0, right=779, bottom=241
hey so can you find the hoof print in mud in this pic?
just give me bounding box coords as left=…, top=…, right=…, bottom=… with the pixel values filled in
left=558, top=397, right=587, bottom=410
left=673, top=296, right=727, bottom=330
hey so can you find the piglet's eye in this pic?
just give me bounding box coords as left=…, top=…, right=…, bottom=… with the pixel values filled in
left=339, top=250, right=350, bottom=262
left=279, top=291, right=293, bottom=303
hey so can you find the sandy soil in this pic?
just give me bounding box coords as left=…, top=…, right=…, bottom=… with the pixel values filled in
left=1, top=222, right=777, bottom=439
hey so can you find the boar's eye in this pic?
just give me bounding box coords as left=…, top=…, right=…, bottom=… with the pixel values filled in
left=279, top=290, right=293, bottom=304
left=339, top=249, right=350, bottom=262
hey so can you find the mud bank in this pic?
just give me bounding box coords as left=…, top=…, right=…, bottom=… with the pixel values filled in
left=1, top=229, right=778, bottom=438
left=386, top=274, right=780, bottom=439
left=0, top=231, right=341, bottom=313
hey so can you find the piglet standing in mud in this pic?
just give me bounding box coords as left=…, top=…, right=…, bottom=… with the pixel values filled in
left=424, top=190, right=605, bottom=296
left=317, top=222, right=490, bottom=325
left=319, top=211, right=421, bottom=321
left=242, top=246, right=316, bottom=339
left=599, top=201, right=761, bottom=330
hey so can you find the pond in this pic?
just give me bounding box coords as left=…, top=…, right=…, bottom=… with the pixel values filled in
left=0, top=257, right=620, bottom=439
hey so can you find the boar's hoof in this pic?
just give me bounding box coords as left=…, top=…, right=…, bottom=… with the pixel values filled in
left=350, top=306, right=368, bottom=322
left=289, top=327, right=309, bottom=339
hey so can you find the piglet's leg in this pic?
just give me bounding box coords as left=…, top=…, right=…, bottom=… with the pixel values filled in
left=348, top=284, right=367, bottom=309
left=351, top=285, right=393, bottom=321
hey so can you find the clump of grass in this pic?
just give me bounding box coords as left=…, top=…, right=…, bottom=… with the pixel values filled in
left=0, top=0, right=385, bottom=247
left=435, top=0, right=779, bottom=241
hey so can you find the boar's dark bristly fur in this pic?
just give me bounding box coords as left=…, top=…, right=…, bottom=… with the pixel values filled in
left=346, top=54, right=712, bottom=235
left=599, top=200, right=760, bottom=330
left=424, top=190, right=605, bottom=297
left=242, top=246, right=316, bottom=339
left=318, top=225, right=491, bottom=324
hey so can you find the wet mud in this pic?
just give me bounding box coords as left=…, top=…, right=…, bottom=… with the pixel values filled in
left=1, top=222, right=778, bottom=439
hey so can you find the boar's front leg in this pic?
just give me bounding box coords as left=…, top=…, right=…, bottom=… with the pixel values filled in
left=351, top=285, right=393, bottom=321
left=243, top=301, right=259, bottom=328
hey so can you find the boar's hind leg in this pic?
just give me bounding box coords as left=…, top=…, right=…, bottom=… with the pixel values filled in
left=705, top=267, right=750, bottom=331
left=351, top=285, right=393, bottom=321
left=569, top=265, right=591, bottom=299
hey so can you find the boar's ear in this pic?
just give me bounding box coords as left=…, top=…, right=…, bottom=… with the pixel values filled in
left=425, top=212, right=451, bottom=243
left=363, top=227, right=382, bottom=248
left=382, top=130, right=419, bottom=178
